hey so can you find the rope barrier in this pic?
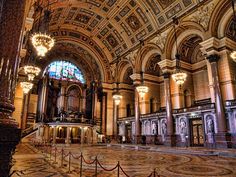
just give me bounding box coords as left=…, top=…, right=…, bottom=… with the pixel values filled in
left=97, top=159, right=118, bottom=172
left=34, top=143, right=161, bottom=177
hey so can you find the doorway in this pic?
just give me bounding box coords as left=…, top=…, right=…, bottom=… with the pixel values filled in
left=190, top=118, right=204, bottom=146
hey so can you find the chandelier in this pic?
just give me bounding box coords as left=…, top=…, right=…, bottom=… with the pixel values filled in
left=113, top=92, right=122, bottom=105
left=172, top=72, right=187, bottom=85
left=230, top=51, right=236, bottom=62
left=23, top=65, right=41, bottom=81
left=20, top=81, right=33, bottom=94
left=31, top=33, right=55, bottom=57
left=171, top=17, right=187, bottom=86
left=136, top=85, right=148, bottom=98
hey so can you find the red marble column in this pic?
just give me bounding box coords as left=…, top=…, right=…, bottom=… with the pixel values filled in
left=134, top=88, right=141, bottom=144
left=113, top=102, right=118, bottom=139
left=163, top=73, right=176, bottom=146
left=101, top=93, right=107, bottom=135
left=0, top=0, right=26, bottom=176
left=207, top=54, right=231, bottom=148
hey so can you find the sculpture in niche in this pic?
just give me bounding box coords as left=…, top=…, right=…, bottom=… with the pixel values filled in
left=206, top=116, right=214, bottom=134
left=180, top=118, right=187, bottom=134
left=161, top=120, right=167, bottom=135
left=152, top=122, right=157, bottom=135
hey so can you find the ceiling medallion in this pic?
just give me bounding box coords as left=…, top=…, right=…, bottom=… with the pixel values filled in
left=20, top=82, right=33, bottom=94
left=23, top=65, right=41, bottom=81
left=31, top=33, right=55, bottom=57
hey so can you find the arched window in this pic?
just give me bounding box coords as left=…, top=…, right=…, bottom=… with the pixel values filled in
left=47, top=61, right=85, bottom=83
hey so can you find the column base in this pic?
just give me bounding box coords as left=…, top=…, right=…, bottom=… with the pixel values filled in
left=164, top=135, right=176, bottom=147
left=133, top=135, right=142, bottom=144
left=215, top=132, right=232, bottom=148
left=231, top=134, right=236, bottom=149
left=0, top=123, right=21, bottom=177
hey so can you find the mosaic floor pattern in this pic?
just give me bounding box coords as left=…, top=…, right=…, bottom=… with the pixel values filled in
left=11, top=143, right=236, bottom=177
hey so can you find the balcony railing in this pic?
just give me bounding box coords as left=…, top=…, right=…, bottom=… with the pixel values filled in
left=173, top=103, right=215, bottom=114
left=49, top=117, right=96, bottom=125
left=225, top=100, right=236, bottom=107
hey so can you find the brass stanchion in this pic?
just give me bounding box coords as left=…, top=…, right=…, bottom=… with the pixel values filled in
left=54, top=147, right=57, bottom=164
left=117, top=161, right=120, bottom=177
left=68, top=152, right=71, bottom=173
left=61, top=149, right=64, bottom=167
left=95, top=156, right=98, bottom=177
left=80, top=152, right=83, bottom=177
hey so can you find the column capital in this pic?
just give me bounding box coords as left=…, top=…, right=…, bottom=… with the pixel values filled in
left=162, top=72, right=171, bottom=79
left=206, top=54, right=220, bottom=63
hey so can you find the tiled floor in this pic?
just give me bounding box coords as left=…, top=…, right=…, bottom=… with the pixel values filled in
left=11, top=143, right=236, bottom=177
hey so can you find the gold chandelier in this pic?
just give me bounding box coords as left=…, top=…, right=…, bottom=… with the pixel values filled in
left=171, top=17, right=187, bottom=86
left=20, top=81, right=33, bottom=94
left=113, top=92, right=122, bottom=105
left=31, top=33, right=55, bottom=57
left=23, top=65, right=41, bottom=81
left=136, top=85, right=149, bottom=98
left=172, top=72, right=187, bottom=85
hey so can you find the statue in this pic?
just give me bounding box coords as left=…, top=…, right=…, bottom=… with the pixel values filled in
left=180, top=119, right=187, bottom=134
left=161, top=120, right=167, bottom=135
left=207, top=117, right=214, bottom=133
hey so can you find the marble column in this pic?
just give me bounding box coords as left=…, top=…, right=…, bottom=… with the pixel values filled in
left=58, top=86, right=66, bottom=112
left=81, top=86, right=87, bottom=114
left=21, top=93, right=30, bottom=130
left=113, top=102, right=118, bottom=139
left=163, top=73, right=176, bottom=146
left=101, top=93, right=107, bottom=135
left=81, top=128, right=85, bottom=144
left=0, top=1, right=26, bottom=176
left=39, top=76, right=48, bottom=122
left=207, top=54, right=231, bottom=148
left=52, top=126, right=57, bottom=144
left=66, top=127, right=71, bottom=145
left=134, top=89, right=141, bottom=144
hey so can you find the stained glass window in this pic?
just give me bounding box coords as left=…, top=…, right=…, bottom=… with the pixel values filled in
left=47, top=61, right=85, bottom=83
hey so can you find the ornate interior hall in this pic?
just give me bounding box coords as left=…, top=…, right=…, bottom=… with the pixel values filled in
left=1, top=0, right=236, bottom=176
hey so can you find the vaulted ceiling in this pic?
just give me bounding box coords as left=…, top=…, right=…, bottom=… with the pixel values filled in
left=34, top=0, right=206, bottom=82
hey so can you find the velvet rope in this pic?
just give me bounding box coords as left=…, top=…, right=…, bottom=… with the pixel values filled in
left=82, top=155, right=96, bottom=165
left=119, top=165, right=130, bottom=177
left=97, top=160, right=118, bottom=172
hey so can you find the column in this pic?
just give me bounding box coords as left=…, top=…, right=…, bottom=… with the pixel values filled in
left=21, top=93, right=30, bottom=130
left=113, top=102, right=118, bottom=139
left=0, top=1, right=26, bottom=176
left=163, top=73, right=176, bottom=146
left=81, top=128, right=84, bottom=144
left=52, top=126, right=57, bottom=144
left=81, top=86, right=87, bottom=114
left=66, top=127, right=71, bottom=145
left=38, top=76, right=48, bottom=122
left=207, top=54, right=231, bottom=148
left=58, top=86, right=66, bottom=112
left=101, top=93, right=107, bottom=135
left=134, top=89, right=141, bottom=144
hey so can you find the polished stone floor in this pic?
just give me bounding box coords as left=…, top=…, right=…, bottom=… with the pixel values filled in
left=11, top=143, right=236, bottom=177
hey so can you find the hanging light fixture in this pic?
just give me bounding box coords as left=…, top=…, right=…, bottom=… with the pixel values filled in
left=31, top=1, right=55, bottom=57
left=230, top=0, right=236, bottom=61
left=112, top=57, right=122, bottom=105
left=136, top=71, right=149, bottom=98
left=171, top=17, right=187, bottom=86
left=20, top=81, right=33, bottom=94
left=23, top=65, right=41, bottom=81
left=31, top=33, right=55, bottom=57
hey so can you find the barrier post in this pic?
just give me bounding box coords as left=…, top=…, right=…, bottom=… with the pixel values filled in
left=49, top=147, right=52, bottom=161
left=153, top=168, right=156, bottom=177
left=54, top=147, right=57, bottom=164
left=117, top=161, right=120, bottom=177
left=80, top=153, right=83, bottom=177
left=95, top=156, right=98, bottom=177
left=68, top=152, right=71, bottom=173
left=61, top=149, right=64, bottom=167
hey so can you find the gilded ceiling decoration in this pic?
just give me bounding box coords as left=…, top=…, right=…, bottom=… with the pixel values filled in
left=145, top=55, right=161, bottom=76
left=36, top=0, right=201, bottom=60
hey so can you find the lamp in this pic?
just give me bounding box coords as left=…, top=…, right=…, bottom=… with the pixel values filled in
left=23, top=65, right=41, bottom=81
left=31, top=1, right=55, bottom=57
left=136, top=71, right=148, bottom=98
left=20, top=81, right=33, bottom=94
left=230, top=0, right=236, bottom=61
left=171, top=17, right=187, bottom=86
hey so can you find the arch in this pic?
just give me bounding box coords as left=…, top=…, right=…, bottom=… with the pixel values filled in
left=164, top=23, right=205, bottom=60
left=144, top=53, right=162, bottom=76
left=217, top=7, right=233, bottom=38
left=209, top=0, right=231, bottom=37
